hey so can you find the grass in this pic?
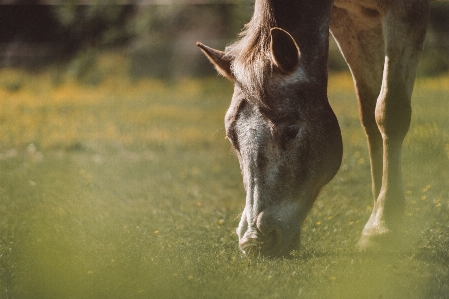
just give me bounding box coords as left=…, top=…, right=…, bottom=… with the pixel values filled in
left=0, top=61, right=448, bottom=298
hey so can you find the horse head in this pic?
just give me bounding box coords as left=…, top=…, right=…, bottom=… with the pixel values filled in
left=198, top=27, right=342, bottom=256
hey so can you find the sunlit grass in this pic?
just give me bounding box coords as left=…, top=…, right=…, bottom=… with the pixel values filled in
left=0, top=66, right=448, bottom=299
left=0, top=66, right=227, bottom=151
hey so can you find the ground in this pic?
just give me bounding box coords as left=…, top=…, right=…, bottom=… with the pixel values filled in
left=0, top=61, right=448, bottom=298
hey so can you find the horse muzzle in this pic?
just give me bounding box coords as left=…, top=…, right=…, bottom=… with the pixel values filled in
left=237, top=208, right=302, bottom=257
left=239, top=228, right=283, bottom=257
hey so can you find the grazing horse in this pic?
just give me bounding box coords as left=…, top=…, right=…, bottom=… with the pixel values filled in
left=197, top=0, right=431, bottom=256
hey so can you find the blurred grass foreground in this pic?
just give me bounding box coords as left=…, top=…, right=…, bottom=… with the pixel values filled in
left=0, top=49, right=448, bottom=299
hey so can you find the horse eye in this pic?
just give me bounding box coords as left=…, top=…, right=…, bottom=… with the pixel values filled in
left=282, top=125, right=299, bottom=144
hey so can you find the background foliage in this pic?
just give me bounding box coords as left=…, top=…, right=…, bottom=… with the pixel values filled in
left=0, top=1, right=448, bottom=79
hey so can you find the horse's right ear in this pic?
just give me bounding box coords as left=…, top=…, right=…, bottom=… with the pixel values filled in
left=270, top=28, right=301, bottom=73
left=197, top=42, right=233, bottom=80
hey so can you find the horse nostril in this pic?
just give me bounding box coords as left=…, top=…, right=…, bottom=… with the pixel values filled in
left=236, top=211, right=285, bottom=256
left=239, top=228, right=282, bottom=257
left=256, top=211, right=277, bottom=237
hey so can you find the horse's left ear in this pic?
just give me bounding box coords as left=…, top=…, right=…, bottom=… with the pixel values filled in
left=270, top=28, right=301, bottom=73
left=197, top=42, right=233, bottom=80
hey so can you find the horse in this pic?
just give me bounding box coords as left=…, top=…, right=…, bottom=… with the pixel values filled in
left=197, top=0, right=431, bottom=256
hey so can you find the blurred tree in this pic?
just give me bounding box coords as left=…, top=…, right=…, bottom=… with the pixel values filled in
left=0, top=5, right=62, bottom=68
left=127, top=2, right=252, bottom=78
left=0, top=1, right=446, bottom=78
left=53, top=2, right=134, bottom=48
left=0, top=3, right=134, bottom=71
left=50, top=3, right=135, bottom=81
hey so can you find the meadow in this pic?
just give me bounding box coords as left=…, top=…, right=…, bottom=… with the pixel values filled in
left=0, top=54, right=448, bottom=299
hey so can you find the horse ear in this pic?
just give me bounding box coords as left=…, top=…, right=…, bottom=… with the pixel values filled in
left=196, top=42, right=233, bottom=80
left=270, top=28, right=300, bottom=73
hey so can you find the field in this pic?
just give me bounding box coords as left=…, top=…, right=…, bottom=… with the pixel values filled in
left=0, top=58, right=448, bottom=298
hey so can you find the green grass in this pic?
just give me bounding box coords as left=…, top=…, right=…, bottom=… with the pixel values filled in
left=0, top=68, right=448, bottom=299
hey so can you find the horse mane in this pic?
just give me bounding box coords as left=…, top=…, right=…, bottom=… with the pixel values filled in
left=225, top=0, right=276, bottom=106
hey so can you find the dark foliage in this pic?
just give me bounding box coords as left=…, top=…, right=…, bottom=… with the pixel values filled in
left=0, top=2, right=447, bottom=77
left=0, top=5, right=134, bottom=69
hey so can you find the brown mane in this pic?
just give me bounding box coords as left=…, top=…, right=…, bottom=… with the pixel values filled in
left=225, top=0, right=276, bottom=106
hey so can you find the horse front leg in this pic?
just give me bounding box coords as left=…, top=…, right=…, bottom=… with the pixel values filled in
left=357, top=1, right=430, bottom=250
left=330, top=6, right=385, bottom=201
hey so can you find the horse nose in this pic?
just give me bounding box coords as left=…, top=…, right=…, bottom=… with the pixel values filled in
left=238, top=211, right=282, bottom=256
left=256, top=211, right=277, bottom=236
left=239, top=228, right=281, bottom=257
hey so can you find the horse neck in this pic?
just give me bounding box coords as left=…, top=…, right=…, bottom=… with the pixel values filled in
left=256, top=0, right=333, bottom=86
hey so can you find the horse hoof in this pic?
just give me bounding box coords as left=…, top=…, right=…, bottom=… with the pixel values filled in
left=356, top=229, right=401, bottom=253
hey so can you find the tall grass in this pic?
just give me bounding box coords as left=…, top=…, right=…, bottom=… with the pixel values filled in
left=0, top=64, right=448, bottom=298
